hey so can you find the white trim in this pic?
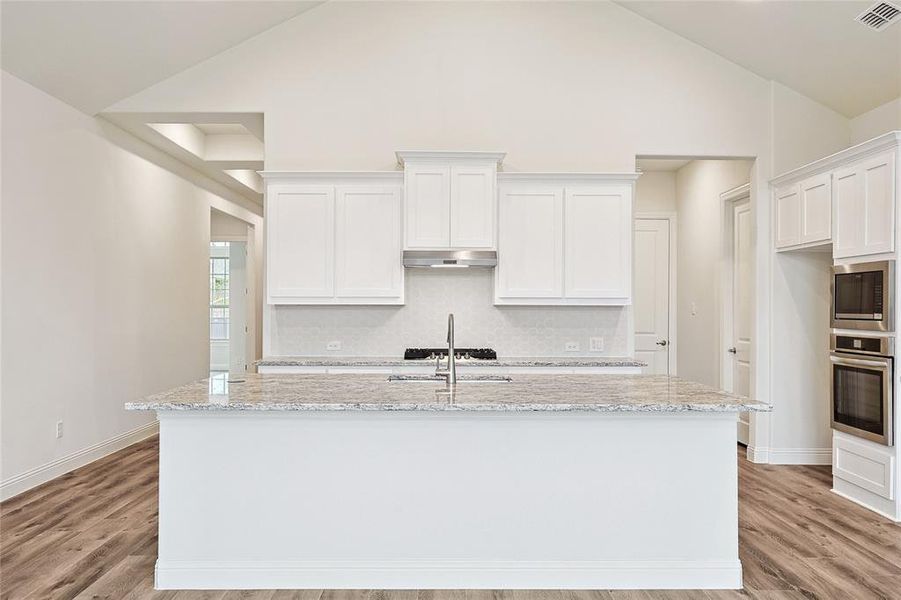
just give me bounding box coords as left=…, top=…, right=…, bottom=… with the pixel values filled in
left=498, top=172, right=641, bottom=182
left=0, top=421, right=159, bottom=501
left=770, top=130, right=901, bottom=186
left=744, top=446, right=832, bottom=465
left=155, top=559, right=742, bottom=590
left=832, top=481, right=900, bottom=522
left=259, top=171, right=403, bottom=182
left=768, top=447, right=833, bottom=465
left=395, top=150, right=506, bottom=165
left=746, top=445, right=769, bottom=464
left=721, top=187, right=751, bottom=393
left=721, top=182, right=751, bottom=203
left=635, top=212, right=678, bottom=376
left=210, top=234, right=247, bottom=243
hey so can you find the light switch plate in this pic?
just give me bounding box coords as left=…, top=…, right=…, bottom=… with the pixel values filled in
left=564, top=341, right=580, bottom=352
left=326, top=341, right=342, bottom=351
left=589, top=337, right=605, bottom=352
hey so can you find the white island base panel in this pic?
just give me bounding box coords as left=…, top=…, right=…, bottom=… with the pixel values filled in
left=156, top=411, right=741, bottom=590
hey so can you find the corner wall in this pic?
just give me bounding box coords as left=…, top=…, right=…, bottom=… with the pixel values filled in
left=0, top=72, right=259, bottom=499
left=850, top=97, right=901, bottom=144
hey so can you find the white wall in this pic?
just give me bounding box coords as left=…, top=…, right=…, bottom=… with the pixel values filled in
left=770, top=81, right=851, bottom=176
left=850, top=97, right=901, bottom=144
left=110, top=1, right=773, bottom=172
left=769, top=251, right=832, bottom=461
left=674, top=160, right=752, bottom=388
left=0, top=71, right=258, bottom=499
left=635, top=171, right=676, bottom=213
left=211, top=207, right=251, bottom=240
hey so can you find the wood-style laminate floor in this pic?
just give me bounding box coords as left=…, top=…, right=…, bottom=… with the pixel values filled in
left=2, top=437, right=900, bottom=600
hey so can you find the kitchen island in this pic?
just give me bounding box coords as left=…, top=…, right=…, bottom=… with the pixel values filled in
left=127, top=374, right=769, bottom=591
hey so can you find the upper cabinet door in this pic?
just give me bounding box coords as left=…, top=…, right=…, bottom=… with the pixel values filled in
left=335, top=186, right=403, bottom=300
left=267, top=185, right=335, bottom=300
left=832, top=167, right=862, bottom=258
left=860, top=151, right=895, bottom=256
left=405, top=165, right=451, bottom=248
left=833, top=151, right=896, bottom=259
left=564, top=186, right=632, bottom=302
left=496, top=187, right=564, bottom=299
left=450, top=165, right=495, bottom=248
left=799, top=173, right=831, bottom=245
left=774, top=184, right=801, bottom=249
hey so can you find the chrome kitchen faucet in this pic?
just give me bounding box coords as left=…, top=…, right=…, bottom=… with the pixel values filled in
left=435, top=313, right=457, bottom=386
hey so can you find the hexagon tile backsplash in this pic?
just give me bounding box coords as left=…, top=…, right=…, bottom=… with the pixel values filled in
left=268, top=270, right=631, bottom=357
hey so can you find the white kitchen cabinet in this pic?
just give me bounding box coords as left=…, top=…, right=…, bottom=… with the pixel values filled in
left=774, top=184, right=801, bottom=249
left=564, top=186, right=631, bottom=301
left=264, top=176, right=404, bottom=305
left=495, top=175, right=635, bottom=305
left=267, top=184, right=335, bottom=300
left=450, top=165, right=495, bottom=248
left=800, top=173, right=832, bottom=244
left=335, top=186, right=403, bottom=299
left=774, top=173, right=831, bottom=251
left=833, top=151, right=895, bottom=259
left=404, top=164, right=451, bottom=248
left=496, top=186, right=563, bottom=299
left=398, top=151, right=504, bottom=250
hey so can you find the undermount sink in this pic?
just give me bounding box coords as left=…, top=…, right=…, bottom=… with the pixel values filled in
left=387, top=374, right=512, bottom=383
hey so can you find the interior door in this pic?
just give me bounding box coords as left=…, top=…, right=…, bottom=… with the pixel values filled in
left=729, top=198, right=753, bottom=444
left=633, top=219, right=670, bottom=374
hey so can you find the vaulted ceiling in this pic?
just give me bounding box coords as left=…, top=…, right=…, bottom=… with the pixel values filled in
left=0, top=1, right=322, bottom=114
left=616, top=0, right=901, bottom=117
left=2, top=1, right=898, bottom=119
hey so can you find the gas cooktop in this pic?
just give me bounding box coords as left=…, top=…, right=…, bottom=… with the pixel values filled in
left=404, top=348, right=497, bottom=360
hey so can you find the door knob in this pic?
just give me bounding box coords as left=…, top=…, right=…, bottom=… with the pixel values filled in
left=728, top=347, right=737, bottom=354
left=656, top=340, right=668, bottom=347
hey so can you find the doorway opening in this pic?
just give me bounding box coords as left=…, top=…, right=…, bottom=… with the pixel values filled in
left=210, top=208, right=255, bottom=378
left=632, top=158, right=754, bottom=404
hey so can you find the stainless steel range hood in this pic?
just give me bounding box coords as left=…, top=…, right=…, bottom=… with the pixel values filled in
left=402, top=250, right=497, bottom=268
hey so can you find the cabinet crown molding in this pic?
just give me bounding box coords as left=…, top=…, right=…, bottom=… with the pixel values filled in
left=395, top=150, right=506, bottom=166
left=497, top=172, right=641, bottom=183
left=770, top=130, right=901, bottom=187
left=259, top=171, right=402, bottom=181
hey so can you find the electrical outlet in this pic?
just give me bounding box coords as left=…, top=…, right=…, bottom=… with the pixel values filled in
left=564, top=341, right=580, bottom=352
left=326, top=341, right=342, bottom=351
left=589, top=337, right=605, bottom=352
left=55, top=421, right=63, bottom=439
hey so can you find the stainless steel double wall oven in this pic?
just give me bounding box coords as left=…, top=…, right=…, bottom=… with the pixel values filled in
left=831, top=261, right=894, bottom=445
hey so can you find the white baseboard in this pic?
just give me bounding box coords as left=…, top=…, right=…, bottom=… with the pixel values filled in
left=155, top=559, right=742, bottom=590
left=832, top=479, right=900, bottom=522
left=746, top=445, right=768, bottom=463
left=0, top=421, right=159, bottom=501
left=746, top=446, right=832, bottom=465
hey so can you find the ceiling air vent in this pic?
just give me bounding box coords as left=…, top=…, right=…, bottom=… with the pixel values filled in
left=856, top=1, right=901, bottom=31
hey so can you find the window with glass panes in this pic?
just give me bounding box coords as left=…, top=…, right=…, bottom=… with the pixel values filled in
left=210, top=243, right=230, bottom=340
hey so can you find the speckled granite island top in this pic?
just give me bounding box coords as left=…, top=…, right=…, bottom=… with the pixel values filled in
left=126, top=373, right=770, bottom=412
left=256, top=356, right=645, bottom=367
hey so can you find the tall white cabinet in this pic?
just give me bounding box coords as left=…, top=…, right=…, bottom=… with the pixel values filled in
left=264, top=173, right=404, bottom=305
left=495, top=174, right=636, bottom=305
left=398, top=151, right=504, bottom=250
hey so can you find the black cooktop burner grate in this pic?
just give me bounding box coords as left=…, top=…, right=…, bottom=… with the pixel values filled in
left=404, top=348, right=497, bottom=360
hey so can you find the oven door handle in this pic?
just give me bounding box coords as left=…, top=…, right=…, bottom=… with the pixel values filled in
left=830, top=355, right=891, bottom=369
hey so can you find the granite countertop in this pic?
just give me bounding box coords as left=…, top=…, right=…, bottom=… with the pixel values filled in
left=126, top=373, right=770, bottom=413
left=255, top=356, right=646, bottom=368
